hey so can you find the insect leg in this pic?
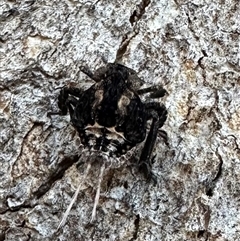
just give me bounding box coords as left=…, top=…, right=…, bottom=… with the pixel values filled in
left=48, top=87, right=83, bottom=116
left=137, top=86, right=167, bottom=98
left=138, top=111, right=159, bottom=180
left=139, top=103, right=167, bottom=180
left=145, top=102, right=167, bottom=128
left=57, top=87, right=83, bottom=114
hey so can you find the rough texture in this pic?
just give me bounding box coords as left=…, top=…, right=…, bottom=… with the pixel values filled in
left=0, top=0, right=239, bottom=240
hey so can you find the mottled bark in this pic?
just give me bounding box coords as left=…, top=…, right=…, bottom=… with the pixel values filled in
left=0, top=0, right=239, bottom=240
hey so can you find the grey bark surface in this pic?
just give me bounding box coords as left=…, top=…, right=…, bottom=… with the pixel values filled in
left=0, top=0, right=239, bottom=240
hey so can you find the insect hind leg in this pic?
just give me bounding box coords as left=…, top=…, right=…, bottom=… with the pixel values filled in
left=138, top=102, right=168, bottom=181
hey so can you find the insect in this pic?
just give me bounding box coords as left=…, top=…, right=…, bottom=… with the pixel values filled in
left=49, top=63, right=168, bottom=230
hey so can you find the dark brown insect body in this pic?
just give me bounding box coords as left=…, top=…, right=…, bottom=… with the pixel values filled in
left=50, top=63, right=168, bottom=229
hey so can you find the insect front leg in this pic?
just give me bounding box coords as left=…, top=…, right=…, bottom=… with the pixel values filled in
left=48, top=87, right=83, bottom=116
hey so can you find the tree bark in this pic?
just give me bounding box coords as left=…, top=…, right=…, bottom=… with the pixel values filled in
left=0, top=0, right=239, bottom=240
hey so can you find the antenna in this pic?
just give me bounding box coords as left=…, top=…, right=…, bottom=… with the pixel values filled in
left=57, top=162, right=91, bottom=231
left=91, top=163, right=105, bottom=222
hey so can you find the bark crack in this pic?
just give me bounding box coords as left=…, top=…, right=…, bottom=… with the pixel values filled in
left=206, top=149, right=223, bottom=197
left=129, top=214, right=140, bottom=240
left=32, top=155, right=79, bottom=199
left=129, top=0, right=151, bottom=26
